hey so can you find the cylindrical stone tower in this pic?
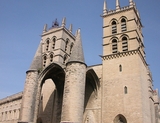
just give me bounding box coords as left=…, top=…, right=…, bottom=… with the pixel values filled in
left=19, top=43, right=42, bottom=123
left=61, top=29, right=87, bottom=123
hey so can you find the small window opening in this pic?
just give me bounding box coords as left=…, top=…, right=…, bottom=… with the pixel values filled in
left=119, top=65, right=122, bottom=72
left=112, top=39, right=118, bottom=53
left=52, top=38, right=56, bottom=49
left=121, top=18, right=127, bottom=32
left=122, top=37, right=128, bottom=52
left=50, top=54, right=53, bottom=62
left=46, top=39, right=49, bottom=51
left=112, top=21, right=117, bottom=34
left=43, top=55, right=47, bottom=67
left=63, top=54, right=67, bottom=64
left=65, top=39, right=69, bottom=52
left=124, top=86, right=128, bottom=94
left=70, top=43, right=74, bottom=55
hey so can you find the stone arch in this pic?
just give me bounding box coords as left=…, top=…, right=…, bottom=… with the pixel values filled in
left=109, top=18, right=118, bottom=25
left=114, top=114, right=127, bottom=123
left=118, top=16, right=128, bottom=23
left=38, top=63, right=65, bottom=123
left=84, top=68, right=99, bottom=118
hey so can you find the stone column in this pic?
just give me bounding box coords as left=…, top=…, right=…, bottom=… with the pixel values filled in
left=19, top=70, right=39, bottom=123
left=61, top=63, right=86, bottom=123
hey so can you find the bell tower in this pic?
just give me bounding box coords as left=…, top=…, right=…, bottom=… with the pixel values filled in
left=101, top=0, right=155, bottom=123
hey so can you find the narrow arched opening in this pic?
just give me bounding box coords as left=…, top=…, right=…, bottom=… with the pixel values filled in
left=39, top=63, right=65, bottom=123
left=114, top=114, right=127, bottom=123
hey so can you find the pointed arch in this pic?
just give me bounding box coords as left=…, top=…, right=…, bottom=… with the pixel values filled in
left=114, top=114, right=127, bottom=123
left=51, top=36, right=56, bottom=50
left=84, top=68, right=99, bottom=111
left=38, top=63, right=65, bottom=122
left=45, top=38, right=50, bottom=51
left=65, top=38, right=69, bottom=52
left=122, top=36, right=128, bottom=52
left=42, top=54, right=47, bottom=68
left=112, top=20, right=117, bottom=34
left=49, top=52, right=54, bottom=63
left=70, top=42, right=74, bottom=55
left=112, top=39, right=118, bottom=53
left=119, top=16, right=127, bottom=32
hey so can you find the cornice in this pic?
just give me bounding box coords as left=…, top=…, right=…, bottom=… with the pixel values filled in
left=101, top=48, right=148, bottom=67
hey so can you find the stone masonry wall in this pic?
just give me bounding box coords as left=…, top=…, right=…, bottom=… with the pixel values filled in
left=0, top=92, right=22, bottom=123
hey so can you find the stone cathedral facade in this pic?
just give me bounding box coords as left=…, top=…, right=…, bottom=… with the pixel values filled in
left=0, top=0, right=160, bottom=123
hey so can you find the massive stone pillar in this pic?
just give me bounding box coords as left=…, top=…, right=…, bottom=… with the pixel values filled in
left=18, top=70, right=39, bottom=123
left=60, top=29, right=86, bottom=123
left=18, top=43, right=42, bottom=123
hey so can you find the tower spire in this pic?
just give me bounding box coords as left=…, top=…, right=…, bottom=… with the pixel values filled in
left=69, top=24, right=72, bottom=32
left=68, top=29, right=85, bottom=64
left=43, top=24, right=47, bottom=33
left=116, top=0, right=120, bottom=10
left=103, top=0, right=107, bottom=15
left=61, top=17, right=66, bottom=27
left=29, top=42, right=42, bottom=70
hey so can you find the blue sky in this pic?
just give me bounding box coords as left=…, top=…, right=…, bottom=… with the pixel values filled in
left=0, top=0, right=159, bottom=99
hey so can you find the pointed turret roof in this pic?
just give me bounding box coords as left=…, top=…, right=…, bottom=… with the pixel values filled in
left=61, top=17, right=66, bottom=27
left=116, top=0, right=120, bottom=10
left=103, top=0, right=107, bottom=14
left=29, top=42, right=42, bottom=70
left=68, top=29, right=85, bottom=64
left=69, top=24, right=73, bottom=32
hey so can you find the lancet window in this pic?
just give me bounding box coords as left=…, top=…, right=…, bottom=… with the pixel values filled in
left=122, top=37, right=128, bottom=52
left=70, top=42, right=74, bottom=55
left=46, top=39, right=50, bottom=51
left=43, top=55, right=47, bottom=67
left=124, top=86, right=128, bottom=94
left=52, top=37, right=56, bottom=50
left=112, top=39, right=118, bottom=53
left=65, top=39, right=69, bottom=52
left=50, top=53, right=54, bottom=63
left=112, top=21, right=117, bottom=34
left=121, top=18, right=127, bottom=32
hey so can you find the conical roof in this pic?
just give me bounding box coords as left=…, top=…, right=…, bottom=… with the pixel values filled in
left=29, top=42, right=42, bottom=70
left=68, top=29, right=85, bottom=64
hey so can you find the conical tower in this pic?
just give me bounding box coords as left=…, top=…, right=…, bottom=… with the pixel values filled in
left=61, top=29, right=87, bottom=123
left=19, top=43, right=42, bottom=122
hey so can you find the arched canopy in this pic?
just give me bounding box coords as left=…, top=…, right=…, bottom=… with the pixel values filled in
left=86, top=68, right=100, bottom=92
left=39, top=63, right=65, bottom=95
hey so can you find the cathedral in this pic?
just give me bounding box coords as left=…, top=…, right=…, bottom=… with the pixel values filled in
left=0, top=0, right=160, bottom=123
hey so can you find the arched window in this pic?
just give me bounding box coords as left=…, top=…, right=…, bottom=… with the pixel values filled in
left=112, top=39, right=118, bottom=53
left=70, top=42, right=74, bottom=55
left=52, top=37, right=56, bottom=50
left=119, top=65, right=122, bottom=72
left=124, top=86, right=128, bottom=94
left=46, top=39, right=49, bottom=51
left=121, top=18, right=127, bottom=32
left=65, top=39, right=69, bottom=52
left=114, top=114, right=127, bottom=123
left=112, top=21, right=117, bottom=34
left=63, top=54, right=67, bottom=64
left=43, top=55, right=47, bottom=67
left=50, top=53, right=54, bottom=63
left=122, top=37, right=128, bottom=51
